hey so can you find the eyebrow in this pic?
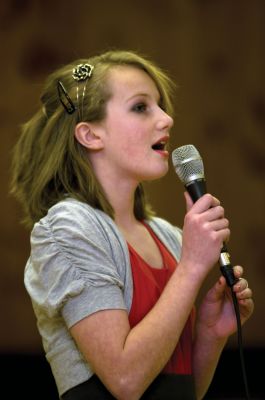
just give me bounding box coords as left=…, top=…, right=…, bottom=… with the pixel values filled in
left=126, top=92, right=160, bottom=103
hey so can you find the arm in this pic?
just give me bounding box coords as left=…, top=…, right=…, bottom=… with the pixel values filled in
left=192, top=266, right=254, bottom=399
left=70, top=193, right=230, bottom=400
left=70, top=262, right=200, bottom=400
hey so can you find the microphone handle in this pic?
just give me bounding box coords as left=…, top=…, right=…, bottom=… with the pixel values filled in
left=185, top=178, right=207, bottom=201
left=185, top=179, right=238, bottom=287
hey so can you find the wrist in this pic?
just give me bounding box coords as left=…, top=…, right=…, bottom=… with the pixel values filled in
left=177, top=257, right=209, bottom=286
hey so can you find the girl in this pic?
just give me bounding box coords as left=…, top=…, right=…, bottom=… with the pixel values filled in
left=10, top=50, right=254, bottom=399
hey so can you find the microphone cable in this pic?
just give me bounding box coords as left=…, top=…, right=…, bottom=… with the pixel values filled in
left=230, top=285, right=250, bottom=400
left=172, top=144, right=251, bottom=400
left=220, top=245, right=250, bottom=399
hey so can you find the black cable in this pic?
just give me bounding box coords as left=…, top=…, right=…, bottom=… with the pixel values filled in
left=170, top=145, right=252, bottom=398
left=230, top=289, right=251, bottom=400
left=220, top=250, right=251, bottom=399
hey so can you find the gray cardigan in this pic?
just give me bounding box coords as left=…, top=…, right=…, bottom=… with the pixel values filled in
left=24, top=198, right=183, bottom=396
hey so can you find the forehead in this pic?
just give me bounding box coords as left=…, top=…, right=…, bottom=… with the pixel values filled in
left=106, top=66, right=160, bottom=100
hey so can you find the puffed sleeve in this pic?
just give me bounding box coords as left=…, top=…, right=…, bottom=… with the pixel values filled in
left=24, top=201, right=127, bottom=328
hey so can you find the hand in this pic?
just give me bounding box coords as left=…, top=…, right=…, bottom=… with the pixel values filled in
left=180, top=192, right=230, bottom=279
left=196, top=265, right=254, bottom=341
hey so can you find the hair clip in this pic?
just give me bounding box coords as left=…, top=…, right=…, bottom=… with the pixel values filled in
left=72, top=64, right=94, bottom=82
left=57, top=80, right=76, bottom=114
left=57, top=64, right=94, bottom=118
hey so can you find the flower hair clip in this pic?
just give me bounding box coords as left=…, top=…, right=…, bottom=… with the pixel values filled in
left=72, top=64, right=94, bottom=81
left=72, top=63, right=94, bottom=120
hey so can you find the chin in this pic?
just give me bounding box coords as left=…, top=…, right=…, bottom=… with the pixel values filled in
left=144, top=165, right=169, bottom=181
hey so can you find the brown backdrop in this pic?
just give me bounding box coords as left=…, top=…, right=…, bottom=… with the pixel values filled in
left=1, top=0, right=264, bottom=356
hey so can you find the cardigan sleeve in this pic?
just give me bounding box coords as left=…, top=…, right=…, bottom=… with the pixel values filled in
left=25, top=201, right=127, bottom=328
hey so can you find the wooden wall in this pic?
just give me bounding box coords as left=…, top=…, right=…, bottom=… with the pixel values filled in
left=1, top=0, right=264, bottom=354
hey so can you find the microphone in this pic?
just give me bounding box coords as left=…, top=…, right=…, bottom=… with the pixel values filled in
left=172, top=144, right=238, bottom=287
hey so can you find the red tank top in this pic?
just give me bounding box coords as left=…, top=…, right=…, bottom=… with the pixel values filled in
left=128, top=223, right=194, bottom=374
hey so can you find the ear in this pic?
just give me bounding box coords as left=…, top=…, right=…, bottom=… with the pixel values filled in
left=74, top=122, right=104, bottom=150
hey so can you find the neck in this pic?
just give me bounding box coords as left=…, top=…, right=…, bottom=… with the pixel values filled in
left=88, top=153, right=143, bottom=230
left=97, top=172, right=139, bottom=229
left=109, top=183, right=138, bottom=229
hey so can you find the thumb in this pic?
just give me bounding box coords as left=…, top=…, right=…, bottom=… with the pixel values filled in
left=184, top=191, right=194, bottom=212
left=207, top=276, right=227, bottom=302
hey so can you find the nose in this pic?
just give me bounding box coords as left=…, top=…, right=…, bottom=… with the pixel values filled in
left=156, top=108, right=174, bottom=131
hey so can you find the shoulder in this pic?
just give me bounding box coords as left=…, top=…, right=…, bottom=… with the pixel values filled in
left=31, top=197, right=118, bottom=244
left=43, top=197, right=112, bottom=228
left=30, top=197, right=130, bottom=275
left=25, top=198, right=131, bottom=321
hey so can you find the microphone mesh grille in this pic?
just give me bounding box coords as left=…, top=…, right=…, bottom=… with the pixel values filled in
left=171, top=144, right=205, bottom=184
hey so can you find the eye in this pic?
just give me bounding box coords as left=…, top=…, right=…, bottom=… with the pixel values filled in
left=158, top=99, right=166, bottom=112
left=132, top=102, right=147, bottom=113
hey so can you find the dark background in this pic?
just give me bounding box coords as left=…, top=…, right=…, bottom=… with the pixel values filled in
left=1, top=1, right=264, bottom=398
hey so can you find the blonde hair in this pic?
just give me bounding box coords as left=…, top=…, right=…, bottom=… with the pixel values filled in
left=10, top=50, right=176, bottom=229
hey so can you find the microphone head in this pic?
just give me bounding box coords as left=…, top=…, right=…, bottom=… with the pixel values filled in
left=172, top=144, right=205, bottom=185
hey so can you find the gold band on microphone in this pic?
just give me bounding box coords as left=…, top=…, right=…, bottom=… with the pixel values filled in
left=219, top=252, right=231, bottom=267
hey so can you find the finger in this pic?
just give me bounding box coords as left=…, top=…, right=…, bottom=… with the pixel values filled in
left=206, top=218, right=229, bottom=231
left=204, top=205, right=226, bottom=222
left=236, top=299, right=254, bottom=324
left=184, top=191, right=194, bottom=212
left=210, top=276, right=227, bottom=300
left=189, top=193, right=220, bottom=214
left=233, top=277, right=249, bottom=293
left=237, top=287, right=252, bottom=299
left=233, top=265, right=244, bottom=279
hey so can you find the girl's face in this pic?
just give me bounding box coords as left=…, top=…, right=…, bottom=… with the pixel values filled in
left=98, top=66, right=174, bottom=185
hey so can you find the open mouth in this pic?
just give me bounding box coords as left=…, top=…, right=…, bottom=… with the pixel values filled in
left=151, top=137, right=169, bottom=152
left=152, top=142, right=167, bottom=151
